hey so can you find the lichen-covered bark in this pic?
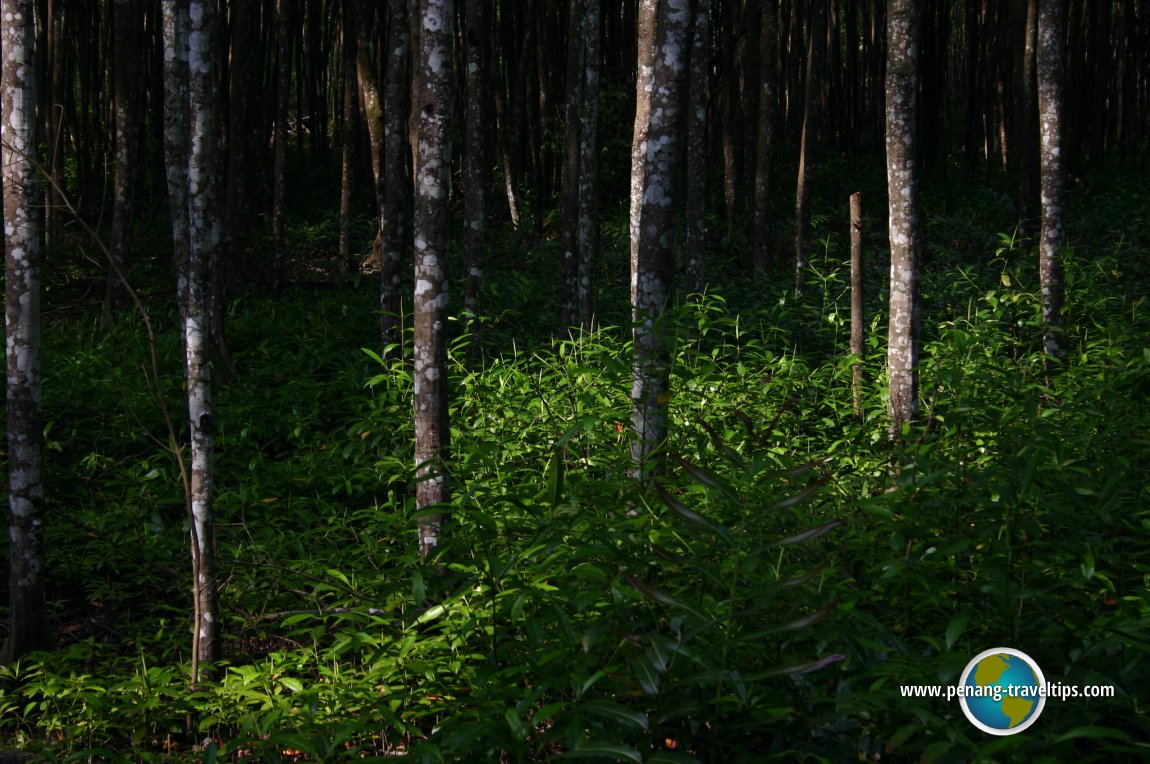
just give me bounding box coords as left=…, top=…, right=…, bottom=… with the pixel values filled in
left=1037, top=0, right=1066, bottom=357
left=685, top=0, right=709, bottom=297
left=630, top=0, right=691, bottom=483
left=412, top=0, right=453, bottom=559
left=3, top=0, right=48, bottom=663
left=885, top=0, right=922, bottom=436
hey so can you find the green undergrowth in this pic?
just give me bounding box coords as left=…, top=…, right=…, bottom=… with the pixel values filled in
left=2, top=172, right=1150, bottom=761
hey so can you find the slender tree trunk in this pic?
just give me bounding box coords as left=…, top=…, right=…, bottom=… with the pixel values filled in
left=684, top=0, right=709, bottom=298
left=574, top=0, right=601, bottom=331
left=412, top=0, right=453, bottom=559
left=561, top=0, right=584, bottom=329
left=272, top=0, right=292, bottom=290
left=850, top=191, right=864, bottom=420
left=104, top=0, right=142, bottom=326
left=463, top=0, right=487, bottom=351
left=339, top=0, right=359, bottom=271
left=379, top=0, right=408, bottom=355
left=1037, top=0, right=1065, bottom=357
left=752, top=0, right=776, bottom=277
left=630, top=0, right=691, bottom=483
left=163, top=0, right=221, bottom=679
left=3, top=0, right=47, bottom=664
left=561, top=0, right=600, bottom=332
left=885, top=0, right=922, bottom=437
left=793, top=0, right=826, bottom=294
left=1015, top=0, right=1040, bottom=233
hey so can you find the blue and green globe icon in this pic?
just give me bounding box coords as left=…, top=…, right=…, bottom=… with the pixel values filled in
left=958, top=648, right=1046, bottom=735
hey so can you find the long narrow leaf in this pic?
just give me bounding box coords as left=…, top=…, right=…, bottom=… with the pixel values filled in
left=579, top=700, right=649, bottom=731
left=654, top=481, right=732, bottom=544
left=766, top=519, right=845, bottom=549
left=566, top=742, right=643, bottom=762
left=672, top=454, right=740, bottom=504
left=751, top=599, right=841, bottom=636
left=744, top=652, right=847, bottom=680
left=765, top=475, right=830, bottom=511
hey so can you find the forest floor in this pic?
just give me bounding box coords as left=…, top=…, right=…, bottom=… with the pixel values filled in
left=2, top=161, right=1149, bottom=761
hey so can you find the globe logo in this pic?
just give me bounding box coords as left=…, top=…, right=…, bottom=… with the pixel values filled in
left=958, top=648, right=1046, bottom=735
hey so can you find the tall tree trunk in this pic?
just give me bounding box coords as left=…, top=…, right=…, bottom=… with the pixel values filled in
left=1014, top=0, right=1040, bottom=233
left=752, top=0, right=776, bottom=277
left=793, top=0, right=826, bottom=294
left=104, top=0, right=142, bottom=325
left=379, top=0, right=409, bottom=355
left=412, top=0, right=453, bottom=560
left=684, top=0, right=709, bottom=298
left=163, top=0, right=221, bottom=679
left=885, top=0, right=922, bottom=437
left=3, top=0, right=47, bottom=664
left=272, top=0, right=292, bottom=290
left=463, top=0, right=488, bottom=350
left=1037, top=0, right=1065, bottom=357
left=561, top=0, right=601, bottom=332
left=629, top=0, right=691, bottom=483
left=574, top=0, right=601, bottom=331
left=339, top=0, right=359, bottom=271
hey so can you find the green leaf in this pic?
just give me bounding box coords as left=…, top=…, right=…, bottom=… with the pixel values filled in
left=744, top=653, right=845, bottom=681
left=945, top=609, right=972, bottom=650
left=629, top=653, right=663, bottom=695
left=566, top=742, right=643, bottom=762
left=1052, top=726, right=1131, bottom=743
left=654, top=481, right=733, bottom=544
left=579, top=699, right=649, bottom=731
left=766, top=519, right=845, bottom=548
left=765, top=475, right=830, bottom=511
left=672, top=454, right=739, bottom=504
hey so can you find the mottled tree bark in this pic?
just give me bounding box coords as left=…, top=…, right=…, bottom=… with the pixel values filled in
left=885, top=0, right=922, bottom=437
left=561, top=0, right=601, bottom=332
left=3, top=0, right=48, bottom=664
left=163, top=0, right=221, bottom=679
left=752, top=0, right=775, bottom=277
left=794, top=0, right=826, bottom=294
left=412, top=0, right=453, bottom=559
left=630, top=0, right=691, bottom=483
left=1037, top=0, right=1065, bottom=357
left=684, top=0, right=709, bottom=298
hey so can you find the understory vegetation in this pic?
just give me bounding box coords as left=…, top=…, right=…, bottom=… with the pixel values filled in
left=2, top=164, right=1149, bottom=762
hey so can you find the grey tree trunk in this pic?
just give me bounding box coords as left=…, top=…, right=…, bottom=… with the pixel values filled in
left=629, top=0, right=691, bottom=483
left=3, top=0, right=48, bottom=664
left=885, top=0, right=922, bottom=436
left=412, top=0, right=453, bottom=559
left=1037, top=0, right=1066, bottom=357
left=684, top=0, right=709, bottom=298
left=163, top=0, right=221, bottom=679
left=850, top=192, right=864, bottom=420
